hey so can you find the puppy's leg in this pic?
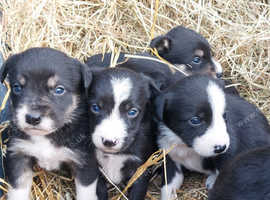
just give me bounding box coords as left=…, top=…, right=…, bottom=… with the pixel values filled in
left=206, top=170, right=219, bottom=190
left=127, top=169, right=152, bottom=200
left=96, top=175, right=108, bottom=200
left=160, top=156, right=183, bottom=200
left=75, top=160, right=104, bottom=200
left=6, top=154, right=33, bottom=200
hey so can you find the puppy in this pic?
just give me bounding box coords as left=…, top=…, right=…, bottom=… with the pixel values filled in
left=1, top=47, right=103, bottom=200
left=150, top=26, right=239, bottom=95
left=150, top=25, right=223, bottom=78
left=82, top=67, right=159, bottom=200
left=209, top=147, right=270, bottom=200
left=154, top=75, right=270, bottom=200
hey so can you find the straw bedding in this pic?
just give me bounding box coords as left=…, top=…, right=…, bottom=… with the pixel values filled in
left=0, top=0, right=269, bottom=199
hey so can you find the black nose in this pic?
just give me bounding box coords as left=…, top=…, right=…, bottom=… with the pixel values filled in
left=216, top=73, right=223, bottom=78
left=25, top=114, right=41, bottom=126
left=214, top=145, right=227, bottom=154
left=102, top=138, right=118, bottom=147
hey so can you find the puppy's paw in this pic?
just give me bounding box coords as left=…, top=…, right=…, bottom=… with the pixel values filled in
left=206, top=173, right=218, bottom=190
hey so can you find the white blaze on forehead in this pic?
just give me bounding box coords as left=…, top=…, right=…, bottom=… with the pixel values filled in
left=193, top=81, right=230, bottom=157
left=211, top=58, right=223, bottom=74
left=111, top=77, right=133, bottom=104
left=92, top=77, right=133, bottom=152
left=208, top=81, right=226, bottom=115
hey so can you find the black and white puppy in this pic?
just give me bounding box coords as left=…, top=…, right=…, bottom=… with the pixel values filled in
left=209, top=147, right=270, bottom=200
left=1, top=48, right=103, bottom=200
left=154, top=75, right=270, bottom=200
left=150, top=25, right=223, bottom=79
left=82, top=67, right=159, bottom=200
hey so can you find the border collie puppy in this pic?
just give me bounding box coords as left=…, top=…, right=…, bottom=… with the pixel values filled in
left=82, top=67, right=159, bottom=200
left=154, top=75, right=270, bottom=200
left=0, top=48, right=103, bottom=200
left=209, top=147, right=270, bottom=200
left=150, top=26, right=239, bottom=95
left=150, top=26, right=223, bottom=78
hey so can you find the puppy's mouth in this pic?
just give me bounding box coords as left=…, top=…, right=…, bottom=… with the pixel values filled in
left=98, top=147, right=120, bottom=154
left=23, top=127, right=55, bottom=136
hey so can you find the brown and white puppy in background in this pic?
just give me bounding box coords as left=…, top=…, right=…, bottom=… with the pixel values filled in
left=0, top=47, right=105, bottom=200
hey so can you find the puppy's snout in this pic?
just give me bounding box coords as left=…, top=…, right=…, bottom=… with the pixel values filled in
left=101, top=137, right=118, bottom=147
left=216, top=72, right=223, bottom=79
left=214, top=145, right=227, bottom=154
left=25, top=113, right=41, bottom=126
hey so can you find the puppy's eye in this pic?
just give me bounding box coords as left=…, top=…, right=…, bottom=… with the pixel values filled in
left=91, top=104, right=100, bottom=114
left=54, top=85, right=65, bottom=95
left=13, top=83, right=22, bottom=94
left=192, top=56, right=201, bottom=64
left=127, top=108, right=139, bottom=118
left=189, top=116, right=201, bottom=126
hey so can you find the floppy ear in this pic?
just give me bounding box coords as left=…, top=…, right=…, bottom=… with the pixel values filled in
left=0, top=54, right=19, bottom=83
left=150, top=35, right=172, bottom=56
left=154, top=94, right=167, bottom=121
left=80, top=62, right=93, bottom=92
left=140, top=73, right=161, bottom=100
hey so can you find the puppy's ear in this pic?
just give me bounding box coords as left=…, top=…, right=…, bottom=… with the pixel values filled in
left=150, top=36, right=172, bottom=56
left=80, top=63, right=93, bottom=91
left=0, top=54, right=19, bottom=83
left=140, top=73, right=161, bottom=100
left=154, top=94, right=167, bottom=121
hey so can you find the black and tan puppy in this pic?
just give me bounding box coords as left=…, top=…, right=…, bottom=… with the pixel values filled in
left=82, top=67, right=159, bottom=200
left=150, top=25, right=223, bottom=78
left=150, top=26, right=239, bottom=95
left=0, top=47, right=103, bottom=200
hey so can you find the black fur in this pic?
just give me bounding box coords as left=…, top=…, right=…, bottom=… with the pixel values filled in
left=209, top=147, right=270, bottom=200
left=85, top=52, right=176, bottom=91
left=82, top=67, right=158, bottom=200
left=1, top=47, right=102, bottom=199
left=155, top=75, right=270, bottom=195
left=150, top=26, right=239, bottom=94
left=150, top=26, right=221, bottom=78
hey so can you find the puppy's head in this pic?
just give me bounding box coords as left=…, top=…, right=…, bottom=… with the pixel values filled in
left=0, top=47, right=90, bottom=136
left=83, top=68, right=159, bottom=153
left=155, top=75, right=230, bottom=157
left=150, top=26, right=223, bottom=78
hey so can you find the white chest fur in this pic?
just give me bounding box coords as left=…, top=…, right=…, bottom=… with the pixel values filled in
left=96, top=150, right=141, bottom=184
left=158, top=124, right=211, bottom=174
left=9, top=136, right=81, bottom=171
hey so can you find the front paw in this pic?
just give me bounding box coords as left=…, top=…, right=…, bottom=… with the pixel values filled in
left=206, top=173, right=218, bottom=190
